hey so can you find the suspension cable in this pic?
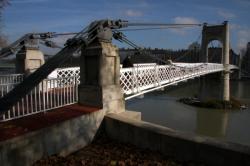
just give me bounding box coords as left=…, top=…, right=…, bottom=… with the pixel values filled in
left=127, top=23, right=202, bottom=27
left=119, top=26, right=199, bottom=32
left=113, top=30, right=204, bottom=69
left=170, top=31, right=202, bottom=62
left=54, top=32, right=78, bottom=36
left=114, top=23, right=203, bottom=63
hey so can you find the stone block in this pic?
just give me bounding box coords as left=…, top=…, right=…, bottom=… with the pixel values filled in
left=117, top=111, right=141, bottom=121
left=78, top=41, right=125, bottom=114
left=78, top=85, right=125, bottom=114
left=15, top=47, right=45, bottom=75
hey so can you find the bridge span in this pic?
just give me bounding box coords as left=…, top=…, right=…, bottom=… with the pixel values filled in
left=0, top=62, right=237, bottom=121
left=48, top=62, right=237, bottom=100
left=120, top=63, right=237, bottom=100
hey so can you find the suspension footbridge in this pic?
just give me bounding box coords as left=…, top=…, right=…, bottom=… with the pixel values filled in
left=0, top=19, right=238, bottom=122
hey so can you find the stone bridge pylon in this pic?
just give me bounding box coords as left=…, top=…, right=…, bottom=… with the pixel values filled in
left=201, top=21, right=230, bottom=101
left=78, top=40, right=125, bottom=114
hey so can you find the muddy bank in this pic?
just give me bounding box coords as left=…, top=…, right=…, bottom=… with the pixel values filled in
left=178, top=97, right=247, bottom=110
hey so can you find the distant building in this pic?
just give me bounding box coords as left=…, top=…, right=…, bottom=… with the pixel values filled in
left=241, top=42, right=250, bottom=76
left=247, top=42, right=250, bottom=51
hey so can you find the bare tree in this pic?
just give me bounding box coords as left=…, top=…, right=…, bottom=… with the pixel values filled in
left=0, top=0, right=10, bottom=48
left=0, top=0, right=10, bottom=18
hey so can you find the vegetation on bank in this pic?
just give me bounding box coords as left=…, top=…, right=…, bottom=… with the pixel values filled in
left=178, top=97, right=247, bottom=110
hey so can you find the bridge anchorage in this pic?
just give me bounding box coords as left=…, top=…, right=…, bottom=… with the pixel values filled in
left=0, top=19, right=238, bottom=121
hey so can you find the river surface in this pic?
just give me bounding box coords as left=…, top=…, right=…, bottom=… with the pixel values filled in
left=126, top=78, right=250, bottom=146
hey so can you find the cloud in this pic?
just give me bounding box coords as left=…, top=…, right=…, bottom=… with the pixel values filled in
left=237, top=28, right=250, bottom=51
left=223, top=23, right=249, bottom=52
left=173, top=17, right=199, bottom=24
left=230, top=24, right=241, bottom=30
left=124, top=9, right=143, bottom=17
left=217, top=10, right=236, bottom=19
left=171, top=17, right=199, bottom=36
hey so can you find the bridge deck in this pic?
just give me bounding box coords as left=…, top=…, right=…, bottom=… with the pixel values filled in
left=0, top=63, right=238, bottom=122
left=0, top=104, right=99, bottom=142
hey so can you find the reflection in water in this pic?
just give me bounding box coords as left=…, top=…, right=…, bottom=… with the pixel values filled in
left=126, top=78, right=250, bottom=146
left=197, top=77, right=229, bottom=139
left=196, top=110, right=228, bottom=139
left=235, top=81, right=244, bottom=98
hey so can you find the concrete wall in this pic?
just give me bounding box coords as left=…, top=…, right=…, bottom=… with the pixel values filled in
left=0, top=110, right=105, bottom=166
left=1, top=109, right=249, bottom=166
left=104, top=114, right=250, bottom=166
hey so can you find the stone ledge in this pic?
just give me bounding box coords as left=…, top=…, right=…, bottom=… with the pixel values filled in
left=116, top=110, right=141, bottom=121
left=0, top=105, right=104, bottom=166
left=104, top=114, right=250, bottom=166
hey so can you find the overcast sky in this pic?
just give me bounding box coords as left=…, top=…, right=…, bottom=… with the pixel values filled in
left=2, top=0, right=250, bottom=53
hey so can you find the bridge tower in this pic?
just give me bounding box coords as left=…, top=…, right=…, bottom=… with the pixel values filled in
left=78, top=37, right=125, bottom=114
left=201, top=21, right=230, bottom=101
left=15, top=46, right=45, bottom=76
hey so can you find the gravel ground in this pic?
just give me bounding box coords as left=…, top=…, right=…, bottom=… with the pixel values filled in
left=34, top=135, right=205, bottom=166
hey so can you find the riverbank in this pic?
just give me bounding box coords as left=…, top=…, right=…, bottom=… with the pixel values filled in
left=33, top=134, right=204, bottom=166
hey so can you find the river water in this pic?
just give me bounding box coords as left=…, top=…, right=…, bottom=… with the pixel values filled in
left=126, top=78, right=250, bottom=146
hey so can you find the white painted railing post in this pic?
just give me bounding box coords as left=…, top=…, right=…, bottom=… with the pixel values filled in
left=132, top=67, right=136, bottom=94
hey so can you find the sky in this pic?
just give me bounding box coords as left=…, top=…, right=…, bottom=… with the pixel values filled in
left=2, top=0, right=250, bottom=54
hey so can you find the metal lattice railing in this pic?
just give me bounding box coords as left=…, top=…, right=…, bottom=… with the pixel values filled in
left=0, top=73, right=24, bottom=84
left=0, top=76, right=78, bottom=122
left=48, top=67, right=80, bottom=84
left=120, top=63, right=237, bottom=100
left=0, top=74, right=24, bottom=97
left=0, top=63, right=237, bottom=121
left=49, top=63, right=236, bottom=99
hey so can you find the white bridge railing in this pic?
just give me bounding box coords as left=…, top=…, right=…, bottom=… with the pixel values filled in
left=120, top=63, right=228, bottom=100
left=0, top=63, right=237, bottom=121
left=0, top=74, right=24, bottom=97
left=0, top=76, right=78, bottom=121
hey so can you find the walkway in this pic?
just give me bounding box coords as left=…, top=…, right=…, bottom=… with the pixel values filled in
left=0, top=104, right=99, bottom=142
